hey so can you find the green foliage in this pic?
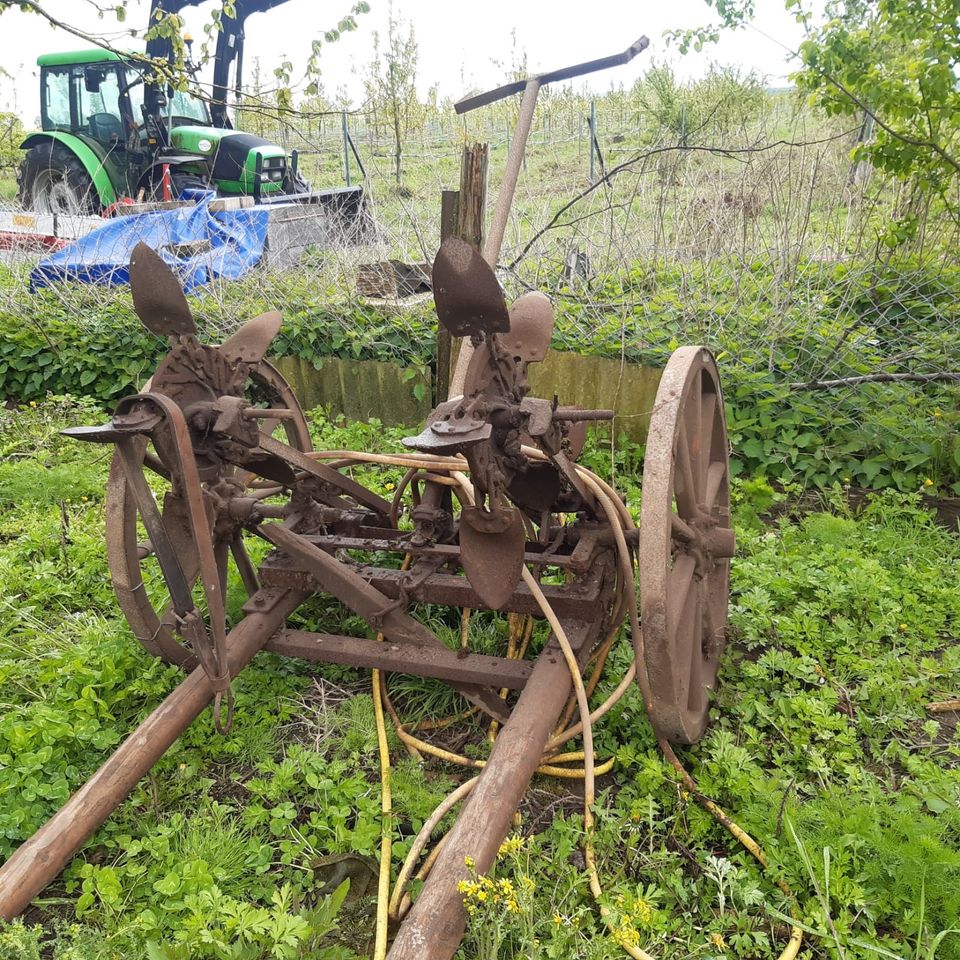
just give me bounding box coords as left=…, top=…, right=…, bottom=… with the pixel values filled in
left=6, top=254, right=960, bottom=493
left=1, top=402, right=957, bottom=960
left=0, top=111, right=24, bottom=173
left=632, top=62, right=767, bottom=144
left=792, top=0, right=960, bottom=234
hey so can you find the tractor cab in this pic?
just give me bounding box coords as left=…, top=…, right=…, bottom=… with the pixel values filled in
left=39, top=51, right=210, bottom=149
left=19, top=1, right=367, bottom=230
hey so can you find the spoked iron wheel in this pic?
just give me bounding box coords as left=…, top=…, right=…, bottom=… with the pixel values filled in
left=105, top=361, right=311, bottom=667
left=639, top=346, right=734, bottom=744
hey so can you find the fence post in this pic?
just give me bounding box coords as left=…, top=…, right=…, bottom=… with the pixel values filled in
left=341, top=111, right=351, bottom=187
left=436, top=189, right=461, bottom=403
left=589, top=100, right=596, bottom=182
left=457, top=142, right=488, bottom=252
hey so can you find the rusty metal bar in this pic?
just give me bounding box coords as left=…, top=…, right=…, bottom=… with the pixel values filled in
left=387, top=618, right=599, bottom=960
left=299, top=533, right=590, bottom=572
left=0, top=588, right=307, bottom=922
left=453, top=37, right=650, bottom=115
left=267, top=630, right=533, bottom=689
left=258, top=523, right=511, bottom=722
left=259, top=561, right=608, bottom=619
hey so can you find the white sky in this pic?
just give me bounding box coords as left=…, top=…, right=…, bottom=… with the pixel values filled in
left=0, top=0, right=812, bottom=125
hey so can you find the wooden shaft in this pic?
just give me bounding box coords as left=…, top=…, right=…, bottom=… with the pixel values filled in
left=0, top=589, right=307, bottom=921
left=387, top=619, right=594, bottom=960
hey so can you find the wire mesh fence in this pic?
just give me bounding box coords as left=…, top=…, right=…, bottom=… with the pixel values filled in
left=2, top=89, right=960, bottom=491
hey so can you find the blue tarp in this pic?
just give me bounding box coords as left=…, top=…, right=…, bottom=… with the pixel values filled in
left=30, top=197, right=270, bottom=293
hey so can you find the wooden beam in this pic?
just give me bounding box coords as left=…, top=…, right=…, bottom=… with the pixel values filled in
left=267, top=630, right=533, bottom=689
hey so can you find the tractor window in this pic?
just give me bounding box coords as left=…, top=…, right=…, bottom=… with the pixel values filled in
left=41, top=68, right=72, bottom=131
left=74, top=66, right=124, bottom=143
left=169, top=89, right=209, bottom=125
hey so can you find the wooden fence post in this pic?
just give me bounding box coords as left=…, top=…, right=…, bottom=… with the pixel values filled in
left=457, top=142, right=488, bottom=252
left=440, top=143, right=488, bottom=399
left=436, top=189, right=461, bottom=403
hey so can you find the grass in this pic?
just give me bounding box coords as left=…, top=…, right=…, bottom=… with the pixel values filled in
left=0, top=399, right=957, bottom=959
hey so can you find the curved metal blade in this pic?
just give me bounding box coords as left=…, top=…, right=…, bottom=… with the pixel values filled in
left=129, top=242, right=196, bottom=337
left=432, top=237, right=510, bottom=338
left=220, top=311, right=283, bottom=365
left=234, top=449, right=296, bottom=485
left=565, top=420, right=588, bottom=460
left=500, top=291, right=554, bottom=362
left=403, top=417, right=492, bottom=453
left=463, top=339, right=496, bottom=399
left=459, top=504, right=525, bottom=610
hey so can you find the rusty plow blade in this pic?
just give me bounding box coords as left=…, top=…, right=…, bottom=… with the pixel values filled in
left=458, top=504, right=525, bottom=610
left=501, top=291, right=554, bottom=363
left=220, top=311, right=283, bottom=365
left=432, top=237, right=510, bottom=338
left=129, top=242, right=196, bottom=338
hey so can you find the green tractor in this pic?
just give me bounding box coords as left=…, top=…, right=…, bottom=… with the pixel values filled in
left=19, top=0, right=364, bottom=225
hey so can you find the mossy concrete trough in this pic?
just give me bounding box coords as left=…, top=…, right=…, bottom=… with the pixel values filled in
left=276, top=349, right=662, bottom=442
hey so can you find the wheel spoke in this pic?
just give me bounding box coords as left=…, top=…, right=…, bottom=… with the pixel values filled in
left=674, top=423, right=698, bottom=518
left=686, top=584, right=707, bottom=715
left=699, top=389, right=717, bottom=476
left=672, top=580, right=698, bottom=705
left=667, top=554, right=697, bottom=637
left=704, top=462, right=726, bottom=512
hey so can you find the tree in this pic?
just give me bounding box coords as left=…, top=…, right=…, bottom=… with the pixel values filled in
left=364, top=8, right=421, bottom=185
left=792, top=1, right=960, bottom=231
left=670, top=0, right=960, bottom=238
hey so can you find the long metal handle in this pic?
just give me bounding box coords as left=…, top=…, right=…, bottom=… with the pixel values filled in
left=446, top=35, right=650, bottom=400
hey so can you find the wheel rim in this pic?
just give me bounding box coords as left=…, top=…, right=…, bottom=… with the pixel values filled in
left=639, top=346, right=733, bottom=744
left=105, top=361, right=311, bottom=666
left=32, top=170, right=86, bottom=216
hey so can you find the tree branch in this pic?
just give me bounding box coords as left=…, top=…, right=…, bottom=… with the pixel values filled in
left=506, top=129, right=857, bottom=270
left=789, top=371, right=960, bottom=391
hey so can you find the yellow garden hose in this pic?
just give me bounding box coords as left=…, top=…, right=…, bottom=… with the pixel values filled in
left=319, top=448, right=803, bottom=960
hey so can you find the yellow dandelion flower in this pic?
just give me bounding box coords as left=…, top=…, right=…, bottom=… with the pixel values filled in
left=552, top=913, right=564, bottom=926
left=633, top=898, right=652, bottom=925
left=506, top=897, right=520, bottom=913
left=498, top=835, right=524, bottom=857
left=710, top=932, right=726, bottom=950
left=464, top=856, right=475, bottom=869
left=385, top=482, right=395, bottom=491
left=476, top=889, right=487, bottom=902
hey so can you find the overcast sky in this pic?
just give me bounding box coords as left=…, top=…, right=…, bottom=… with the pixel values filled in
left=0, top=0, right=814, bottom=125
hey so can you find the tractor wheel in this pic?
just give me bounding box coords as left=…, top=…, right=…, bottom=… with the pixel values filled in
left=18, top=141, right=101, bottom=215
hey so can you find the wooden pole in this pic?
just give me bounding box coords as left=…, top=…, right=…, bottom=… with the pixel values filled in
left=0, top=589, right=308, bottom=921
left=387, top=619, right=599, bottom=960
left=436, top=189, right=460, bottom=403
left=457, top=143, right=488, bottom=254
left=445, top=142, right=489, bottom=397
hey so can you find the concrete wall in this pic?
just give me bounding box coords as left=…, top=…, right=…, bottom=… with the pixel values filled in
left=276, top=349, right=662, bottom=442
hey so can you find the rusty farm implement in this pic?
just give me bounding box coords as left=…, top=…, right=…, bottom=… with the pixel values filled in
left=0, top=34, right=799, bottom=960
